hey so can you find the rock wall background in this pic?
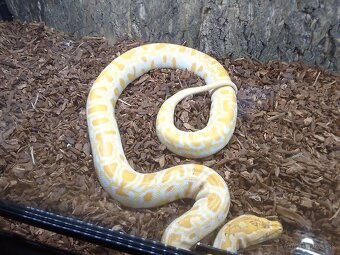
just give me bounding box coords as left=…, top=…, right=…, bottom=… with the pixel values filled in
left=5, top=0, right=339, bottom=70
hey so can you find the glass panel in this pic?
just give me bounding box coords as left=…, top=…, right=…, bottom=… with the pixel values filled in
left=0, top=21, right=337, bottom=255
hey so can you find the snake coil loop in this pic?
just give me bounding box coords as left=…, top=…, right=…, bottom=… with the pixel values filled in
left=87, top=43, right=282, bottom=253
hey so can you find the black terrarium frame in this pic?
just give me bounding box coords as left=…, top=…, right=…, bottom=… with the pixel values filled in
left=0, top=200, right=238, bottom=255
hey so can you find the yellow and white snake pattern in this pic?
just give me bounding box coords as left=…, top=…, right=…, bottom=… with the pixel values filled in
left=86, top=43, right=282, bottom=253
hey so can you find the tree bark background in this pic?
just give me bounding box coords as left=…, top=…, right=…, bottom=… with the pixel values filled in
left=5, top=0, right=339, bottom=70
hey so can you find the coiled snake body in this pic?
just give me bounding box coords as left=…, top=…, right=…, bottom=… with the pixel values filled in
left=87, top=43, right=282, bottom=253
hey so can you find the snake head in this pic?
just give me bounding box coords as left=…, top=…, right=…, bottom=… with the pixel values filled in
left=250, top=215, right=283, bottom=242
left=214, top=215, right=283, bottom=253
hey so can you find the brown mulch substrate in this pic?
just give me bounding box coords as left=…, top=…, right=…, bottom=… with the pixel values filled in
left=0, top=22, right=339, bottom=255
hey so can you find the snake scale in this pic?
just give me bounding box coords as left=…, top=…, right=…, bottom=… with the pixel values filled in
left=86, top=43, right=282, bottom=253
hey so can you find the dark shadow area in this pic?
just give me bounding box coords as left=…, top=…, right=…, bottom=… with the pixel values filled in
left=0, top=0, right=13, bottom=21
left=0, top=229, right=77, bottom=255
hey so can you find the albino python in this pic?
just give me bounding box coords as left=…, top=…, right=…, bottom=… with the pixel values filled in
left=86, top=43, right=282, bottom=253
